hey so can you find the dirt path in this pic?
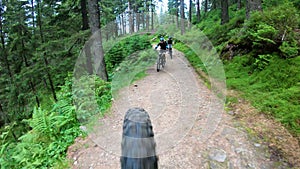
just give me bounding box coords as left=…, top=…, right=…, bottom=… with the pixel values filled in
left=67, top=50, right=292, bottom=169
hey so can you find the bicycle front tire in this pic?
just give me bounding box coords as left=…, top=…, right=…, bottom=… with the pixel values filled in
left=157, top=57, right=161, bottom=72
left=162, top=54, right=166, bottom=68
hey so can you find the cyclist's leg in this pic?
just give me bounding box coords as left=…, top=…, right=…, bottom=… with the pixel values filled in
left=168, top=44, right=172, bottom=59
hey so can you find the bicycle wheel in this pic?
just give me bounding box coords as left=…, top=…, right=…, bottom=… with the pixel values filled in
left=169, top=49, right=172, bottom=59
left=156, top=57, right=161, bottom=72
left=162, top=54, right=166, bottom=68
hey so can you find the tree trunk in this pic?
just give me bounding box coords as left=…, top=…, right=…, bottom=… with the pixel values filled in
left=0, top=13, right=13, bottom=81
left=221, top=0, right=229, bottom=25
left=87, top=0, right=99, bottom=74
left=211, top=0, right=217, bottom=10
left=204, top=0, right=208, bottom=13
left=136, top=12, right=140, bottom=32
left=115, top=19, right=119, bottom=37
left=196, top=0, right=200, bottom=23
left=237, top=0, right=242, bottom=10
left=134, top=3, right=140, bottom=32
left=146, top=0, right=150, bottom=31
left=87, top=0, right=100, bottom=34
left=246, top=0, right=262, bottom=19
left=188, top=0, right=192, bottom=29
left=1, top=7, right=18, bottom=127
left=31, top=0, right=35, bottom=30
left=36, top=0, right=57, bottom=101
left=87, top=0, right=108, bottom=81
left=0, top=102, right=5, bottom=126
left=141, top=3, right=145, bottom=29
left=180, top=0, right=185, bottom=35
left=122, top=13, right=126, bottom=34
left=118, top=15, right=122, bottom=35
left=176, top=0, right=179, bottom=28
left=151, top=0, right=154, bottom=30
left=81, top=0, right=89, bottom=30
left=43, top=54, right=58, bottom=101
left=128, top=1, right=134, bottom=34
left=21, top=37, right=40, bottom=107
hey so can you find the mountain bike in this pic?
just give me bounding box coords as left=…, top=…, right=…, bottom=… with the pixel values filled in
left=168, top=48, right=172, bottom=59
left=156, top=50, right=166, bottom=72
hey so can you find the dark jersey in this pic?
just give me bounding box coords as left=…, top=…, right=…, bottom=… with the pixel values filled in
left=156, top=41, right=168, bottom=50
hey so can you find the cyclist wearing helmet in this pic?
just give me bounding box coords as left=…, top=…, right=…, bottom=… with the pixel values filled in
left=167, top=36, right=173, bottom=50
left=167, top=36, right=173, bottom=59
left=155, top=37, right=168, bottom=71
left=155, top=37, right=168, bottom=50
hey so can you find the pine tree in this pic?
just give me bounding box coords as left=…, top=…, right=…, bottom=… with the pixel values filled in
left=87, top=0, right=108, bottom=81
left=180, top=0, right=185, bottom=34
left=221, top=0, right=229, bottom=24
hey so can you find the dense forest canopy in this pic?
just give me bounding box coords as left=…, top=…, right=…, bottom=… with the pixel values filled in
left=0, top=0, right=157, bottom=127
left=0, top=0, right=299, bottom=168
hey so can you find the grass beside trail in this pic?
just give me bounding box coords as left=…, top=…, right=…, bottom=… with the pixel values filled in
left=174, top=42, right=300, bottom=137
left=225, top=54, right=300, bottom=136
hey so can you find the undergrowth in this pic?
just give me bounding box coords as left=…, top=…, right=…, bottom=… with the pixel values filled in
left=175, top=1, right=300, bottom=138
left=0, top=34, right=154, bottom=168
left=225, top=55, right=300, bottom=136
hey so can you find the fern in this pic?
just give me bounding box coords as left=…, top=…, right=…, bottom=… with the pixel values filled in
left=29, top=107, right=55, bottom=140
left=1, top=98, right=82, bottom=168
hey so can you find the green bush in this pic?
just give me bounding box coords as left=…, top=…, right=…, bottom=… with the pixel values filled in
left=279, top=41, right=299, bottom=58
left=71, top=74, right=112, bottom=123
left=254, top=54, right=272, bottom=70
left=239, top=2, right=300, bottom=57
left=0, top=72, right=113, bottom=168
left=225, top=55, right=300, bottom=136
left=111, top=48, right=157, bottom=93
left=0, top=102, right=82, bottom=169
left=249, top=23, right=277, bottom=48
left=105, top=34, right=152, bottom=73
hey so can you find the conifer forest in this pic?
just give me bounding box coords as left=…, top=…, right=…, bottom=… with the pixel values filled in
left=0, top=0, right=299, bottom=168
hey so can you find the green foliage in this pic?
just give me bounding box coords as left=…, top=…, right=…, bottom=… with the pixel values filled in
left=249, top=23, right=278, bottom=47
left=0, top=102, right=82, bottom=168
left=95, top=77, right=112, bottom=113
left=63, top=73, right=112, bottom=123
left=262, top=0, right=285, bottom=8
left=254, top=54, right=272, bottom=70
left=192, top=1, right=300, bottom=136
left=225, top=55, right=300, bottom=136
left=105, top=34, right=152, bottom=74
left=279, top=41, right=299, bottom=58
left=0, top=33, right=155, bottom=168
left=1, top=71, right=113, bottom=168
left=198, top=7, right=246, bottom=46
left=111, top=48, right=157, bottom=93
left=173, top=43, right=207, bottom=73
left=236, top=2, right=300, bottom=57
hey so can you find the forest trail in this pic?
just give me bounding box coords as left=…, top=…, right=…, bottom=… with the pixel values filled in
left=67, top=49, right=292, bottom=169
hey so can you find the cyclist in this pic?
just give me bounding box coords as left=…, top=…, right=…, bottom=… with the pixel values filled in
left=155, top=37, right=168, bottom=51
left=155, top=37, right=168, bottom=71
left=167, top=36, right=173, bottom=59
left=167, top=36, right=173, bottom=49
